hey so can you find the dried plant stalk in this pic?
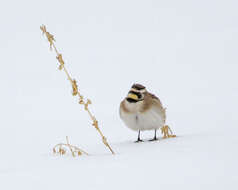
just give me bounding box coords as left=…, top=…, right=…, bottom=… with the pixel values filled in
left=53, top=136, right=89, bottom=156
left=40, top=25, right=114, bottom=155
left=161, top=125, right=176, bottom=139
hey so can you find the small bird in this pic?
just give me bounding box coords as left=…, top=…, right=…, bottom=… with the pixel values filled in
left=120, top=84, right=167, bottom=142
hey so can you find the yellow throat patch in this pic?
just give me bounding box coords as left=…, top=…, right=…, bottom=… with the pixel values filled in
left=127, top=93, right=139, bottom=100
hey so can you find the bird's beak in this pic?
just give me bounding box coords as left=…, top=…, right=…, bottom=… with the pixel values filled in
left=127, top=93, right=139, bottom=100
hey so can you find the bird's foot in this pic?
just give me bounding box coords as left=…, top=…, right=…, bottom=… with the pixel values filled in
left=149, top=137, right=159, bottom=141
left=135, top=139, right=143, bottom=143
left=161, top=125, right=176, bottom=139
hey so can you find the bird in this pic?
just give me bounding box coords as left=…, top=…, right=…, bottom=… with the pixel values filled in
left=120, top=83, right=172, bottom=142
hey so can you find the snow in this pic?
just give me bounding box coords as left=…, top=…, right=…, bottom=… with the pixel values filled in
left=0, top=0, right=238, bottom=189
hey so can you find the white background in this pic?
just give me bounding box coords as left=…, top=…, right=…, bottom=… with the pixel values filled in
left=0, top=0, right=237, bottom=189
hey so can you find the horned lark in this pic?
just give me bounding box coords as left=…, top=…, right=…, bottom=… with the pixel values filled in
left=120, top=84, right=174, bottom=142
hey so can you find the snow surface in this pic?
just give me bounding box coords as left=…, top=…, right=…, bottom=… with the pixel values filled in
left=0, top=0, right=238, bottom=189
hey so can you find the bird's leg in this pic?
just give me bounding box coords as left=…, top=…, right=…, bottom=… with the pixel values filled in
left=149, top=129, right=158, bottom=141
left=161, top=125, right=176, bottom=139
left=135, top=130, right=143, bottom=143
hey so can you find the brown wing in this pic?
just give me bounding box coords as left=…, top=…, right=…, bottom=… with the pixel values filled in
left=147, top=92, right=163, bottom=106
left=142, top=92, right=166, bottom=122
left=148, top=92, right=159, bottom=100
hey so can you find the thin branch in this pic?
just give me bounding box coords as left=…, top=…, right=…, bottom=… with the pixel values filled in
left=41, top=25, right=115, bottom=155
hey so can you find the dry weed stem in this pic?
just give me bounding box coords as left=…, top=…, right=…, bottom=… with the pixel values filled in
left=41, top=25, right=114, bottom=155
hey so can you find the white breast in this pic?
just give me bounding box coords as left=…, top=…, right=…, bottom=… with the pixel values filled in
left=120, top=101, right=165, bottom=131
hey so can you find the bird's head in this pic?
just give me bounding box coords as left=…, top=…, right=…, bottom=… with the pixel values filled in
left=126, top=83, right=147, bottom=103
